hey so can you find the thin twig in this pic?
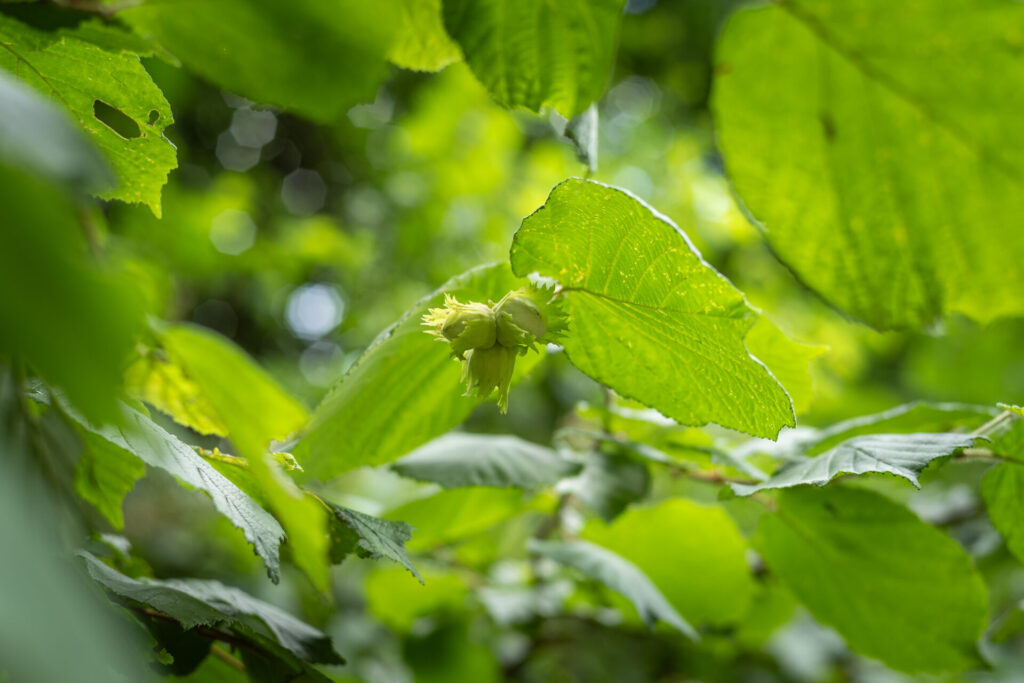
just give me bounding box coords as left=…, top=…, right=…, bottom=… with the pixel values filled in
left=209, top=644, right=246, bottom=672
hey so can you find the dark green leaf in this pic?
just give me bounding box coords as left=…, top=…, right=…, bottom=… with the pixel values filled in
left=61, top=399, right=285, bottom=582
left=563, top=450, right=648, bottom=522
left=733, top=432, right=981, bottom=496
left=119, top=0, right=399, bottom=123
left=80, top=551, right=344, bottom=665
left=443, top=0, right=624, bottom=118
left=393, top=432, right=580, bottom=489
left=325, top=499, right=422, bottom=582
left=528, top=538, right=697, bottom=639
left=156, top=322, right=329, bottom=591
left=511, top=178, right=794, bottom=438
left=758, top=486, right=987, bottom=673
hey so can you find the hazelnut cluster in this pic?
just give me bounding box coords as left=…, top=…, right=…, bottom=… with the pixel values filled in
left=422, top=288, right=556, bottom=412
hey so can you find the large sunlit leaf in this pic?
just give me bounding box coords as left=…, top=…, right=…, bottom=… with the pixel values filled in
left=713, top=0, right=1024, bottom=328
left=511, top=178, right=794, bottom=438
left=81, top=552, right=343, bottom=666
left=60, top=399, right=285, bottom=582
left=582, top=498, right=754, bottom=626
left=732, top=432, right=981, bottom=496
left=295, top=263, right=541, bottom=479
left=528, top=539, right=697, bottom=639
left=119, top=0, right=399, bottom=123
left=758, top=486, right=987, bottom=673
left=0, top=14, right=175, bottom=215
left=393, top=432, right=580, bottom=489
left=442, top=0, right=625, bottom=118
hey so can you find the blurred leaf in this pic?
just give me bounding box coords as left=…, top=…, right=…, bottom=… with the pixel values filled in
left=365, top=566, right=467, bottom=631
left=119, top=0, right=400, bottom=123
left=528, top=538, right=697, bottom=639
left=713, top=0, right=1024, bottom=328
left=733, top=432, right=982, bottom=496
left=0, top=427, right=149, bottom=682
left=125, top=350, right=229, bottom=437
left=296, top=263, right=541, bottom=479
left=324, top=498, right=422, bottom=582
left=74, top=428, right=146, bottom=529
left=0, top=67, right=112, bottom=193
left=443, top=0, right=624, bottom=118
left=562, top=450, right=648, bottom=522
left=758, top=486, right=987, bottom=673
left=744, top=317, right=826, bottom=415
left=387, top=487, right=524, bottom=551
left=511, top=179, right=794, bottom=438
left=157, top=323, right=329, bottom=591
left=582, top=498, right=754, bottom=626
left=0, top=167, right=143, bottom=424
left=80, top=551, right=344, bottom=665
left=981, top=462, right=1024, bottom=564
left=393, top=432, right=580, bottom=489
left=60, top=399, right=285, bottom=582
left=389, top=0, right=461, bottom=72
left=0, top=14, right=175, bottom=214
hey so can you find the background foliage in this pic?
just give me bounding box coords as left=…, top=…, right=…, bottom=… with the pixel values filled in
left=3, top=0, right=1024, bottom=681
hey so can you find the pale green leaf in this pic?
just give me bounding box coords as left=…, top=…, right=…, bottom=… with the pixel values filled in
left=733, top=432, right=981, bottom=496
left=324, top=499, right=422, bottom=582
left=80, top=552, right=343, bottom=665
left=393, top=432, right=580, bottom=489
left=119, top=0, right=399, bottom=123
left=511, top=178, right=794, bottom=438
left=528, top=538, right=697, bottom=639
left=758, top=486, right=987, bottom=673
left=0, top=14, right=175, bottom=214
left=744, top=317, right=826, bottom=415
left=365, top=566, right=467, bottom=631
left=387, top=487, right=524, bottom=552
left=61, top=399, right=285, bottom=582
left=74, top=428, right=146, bottom=530
left=125, top=350, right=229, bottom=437
left=713, top=0, right=1024, bottom=328
left=582, top=498, right=754, bottom=626
left=295, top=263, right=541, bottom=479
left=982, top=462, right=1024, bottom=564
left=442, top=0, right=624, bottom=118
left=389, top=0, right=461, bottom=72
left=0, top=67, right=112, bottom=193
left=156, top=323, right=329, bottom=591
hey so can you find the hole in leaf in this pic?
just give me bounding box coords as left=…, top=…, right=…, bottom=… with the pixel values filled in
left=148, top=110, right=160, bottom=125
left=93, top=100, right=140, bottom=139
